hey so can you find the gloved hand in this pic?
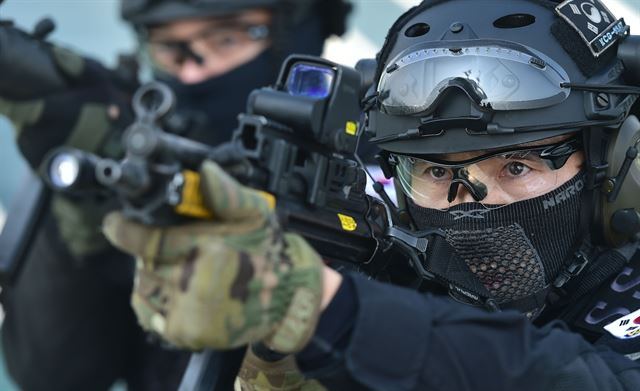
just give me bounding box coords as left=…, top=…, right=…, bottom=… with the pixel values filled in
left=236, top=348, right=326, bottom=391
left=103, top=161, right=325, bottom=353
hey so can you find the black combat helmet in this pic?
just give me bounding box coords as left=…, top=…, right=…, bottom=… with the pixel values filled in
left=119, top=0, right=353, bottom=148
left=367, top=0, right=640, bottom=246
left=121, top=0, right=353, bottom=39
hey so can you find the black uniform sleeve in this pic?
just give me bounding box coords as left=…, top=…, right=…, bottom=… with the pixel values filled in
left=0, top=212, right=190, bottom=391
left=297, top=273, right=640, bottom=391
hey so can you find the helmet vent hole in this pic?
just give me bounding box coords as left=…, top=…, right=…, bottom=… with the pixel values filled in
left=405, top=23, right=430, bottom=37
left=493, top=14, right=535, bottom=29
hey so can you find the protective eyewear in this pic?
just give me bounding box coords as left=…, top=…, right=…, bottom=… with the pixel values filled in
left=146, top=22, right=269, bottom=72
left=377, top=41, right=571, bottom=116
left=391, top=137, right=581, bottom=209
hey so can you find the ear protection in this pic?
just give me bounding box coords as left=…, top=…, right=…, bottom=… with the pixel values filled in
left=603, top=113, right=640, bottom=246
left=598, top=35, right=640, bottom=246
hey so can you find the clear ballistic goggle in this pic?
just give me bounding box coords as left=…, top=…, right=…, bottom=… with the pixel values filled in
left=144, top=21, right=270, bottom=74
left=377, top=41, right=571, bottom=115
left=392, top=137, right=581, bottom=210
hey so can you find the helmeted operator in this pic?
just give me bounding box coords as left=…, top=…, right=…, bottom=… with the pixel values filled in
left=104, top=0, right=640, bottom=389
left=0, top=1, right=351, bottom=390
left=121, top=0, right=352, bottom=145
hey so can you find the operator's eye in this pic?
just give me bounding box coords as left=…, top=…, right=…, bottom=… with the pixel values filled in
left=429, top=166, right=450, bottom=179
left=210, top=30, right=242, bottom=50
left=505, top=161, right=530, bottom=177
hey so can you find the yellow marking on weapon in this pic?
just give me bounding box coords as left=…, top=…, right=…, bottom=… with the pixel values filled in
left=175, top=170, right=214, bottom=219
left=337, top=213, right=357, bottom=231
left=345, top=121, right=357, bottom=136
left=258, top=191, right=276, bottom=210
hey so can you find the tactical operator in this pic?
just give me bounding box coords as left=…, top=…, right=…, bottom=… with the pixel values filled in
left=0, top=0, right=351, bottom=390
left=105, top=0, right=640, bottom=389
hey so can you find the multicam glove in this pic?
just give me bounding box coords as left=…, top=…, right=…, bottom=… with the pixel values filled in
left=235, top=348, right=326, bottom=391
left=103, top=161, right=324, bottom=353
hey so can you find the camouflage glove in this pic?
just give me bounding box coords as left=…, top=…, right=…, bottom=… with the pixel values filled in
left=235, top=348, right=326, bottom=391
left=103, top=161, right=324, bottom=353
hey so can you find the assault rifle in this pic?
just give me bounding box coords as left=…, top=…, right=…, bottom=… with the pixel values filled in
left=40, top=55, right=419, bottom=390
left=43, top=55, right=411, bottom=273
left=42, top=55, right=494, bottom=389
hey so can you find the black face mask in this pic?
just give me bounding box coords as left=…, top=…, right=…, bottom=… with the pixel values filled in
left=160, top=49, right=279, bottom=146
left=407, top=172, right=586, bottom=315
left=157, top=13, right=326, bottom=147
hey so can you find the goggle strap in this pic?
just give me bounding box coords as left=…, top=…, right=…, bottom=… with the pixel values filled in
left=561, top=82, right=640, bottom=95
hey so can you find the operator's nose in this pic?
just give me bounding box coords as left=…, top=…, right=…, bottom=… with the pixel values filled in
left=176, top=58, right=210, bottom=84
left=447, top=184, right=479, bottom=207
left=448, top=182, right=514, bottom=207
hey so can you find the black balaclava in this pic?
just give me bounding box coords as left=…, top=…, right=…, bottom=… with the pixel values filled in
left=157, top=11, right=326, bottom=146
left=408, top=171, right=586, bottom=315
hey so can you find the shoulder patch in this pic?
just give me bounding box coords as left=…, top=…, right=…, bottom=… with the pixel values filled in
left=604, top=308, right=640, bottom=339
left=555, top=0, right=628, bottom=57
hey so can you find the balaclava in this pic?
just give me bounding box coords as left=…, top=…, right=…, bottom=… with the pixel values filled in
left=408, top=171, right=586, bottom=316
left=158, top=11, right=326, bottom=146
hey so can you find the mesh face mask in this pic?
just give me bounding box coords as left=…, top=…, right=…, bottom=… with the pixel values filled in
left=408, top=172, right=586, bottom=316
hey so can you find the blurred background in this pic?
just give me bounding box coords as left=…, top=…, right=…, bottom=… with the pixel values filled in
left=0, top=0, right=638, bottom=389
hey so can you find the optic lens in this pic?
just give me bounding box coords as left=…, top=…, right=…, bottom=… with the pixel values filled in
left=286, top=63, right=335, bottom=99
left=49, top=154, right=80, bottom=189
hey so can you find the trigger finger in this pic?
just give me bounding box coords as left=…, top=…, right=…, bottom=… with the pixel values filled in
left=103, top=211, right=164, bottom=260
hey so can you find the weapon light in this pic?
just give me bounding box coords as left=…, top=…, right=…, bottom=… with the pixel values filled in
left=48, top=153, right=80, bottom=189
left=41, top=148, right=100, bottom=192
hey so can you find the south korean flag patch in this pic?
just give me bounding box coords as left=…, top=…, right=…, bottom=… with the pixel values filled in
left=604, top=308, right=640, bottom=339
left=555, top=0, right=629, bottom=57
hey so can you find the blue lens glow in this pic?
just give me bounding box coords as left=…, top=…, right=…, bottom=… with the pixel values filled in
left=286, top=63, right=335, bottom=99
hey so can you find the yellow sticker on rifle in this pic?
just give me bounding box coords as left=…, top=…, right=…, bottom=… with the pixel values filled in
left=345, top=121, right=357, bottom=136
left=337, top=213, right=357, bottom=231
left=176, top=170, right=214, bottom=219
left=258, top=191, right=276, bottom=210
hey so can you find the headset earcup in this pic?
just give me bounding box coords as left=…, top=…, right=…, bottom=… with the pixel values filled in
left=603, top=114, right=640, bottom=246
